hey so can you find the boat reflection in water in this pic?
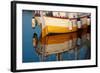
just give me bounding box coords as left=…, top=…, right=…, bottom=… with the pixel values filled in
left=33, top=29, right=90, bottom=62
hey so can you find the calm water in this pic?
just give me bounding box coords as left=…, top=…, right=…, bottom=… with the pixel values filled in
left=22, top=10, right=91, bottom=63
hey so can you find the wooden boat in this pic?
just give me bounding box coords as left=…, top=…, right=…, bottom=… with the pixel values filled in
left=32, top=11, right=91, bottom=38
left=35, top=16, right=77, bottom=38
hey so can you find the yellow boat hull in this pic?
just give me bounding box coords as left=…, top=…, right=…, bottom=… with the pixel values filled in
left=42, top=25, right=77, bottom=38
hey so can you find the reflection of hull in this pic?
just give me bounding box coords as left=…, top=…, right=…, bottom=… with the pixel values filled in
left=33, top=28, right=91, bottom=61
left=37, top=32, right=77, bottom=56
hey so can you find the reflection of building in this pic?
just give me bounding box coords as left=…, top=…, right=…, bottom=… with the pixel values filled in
left=32, top=11, right=91, bottom=38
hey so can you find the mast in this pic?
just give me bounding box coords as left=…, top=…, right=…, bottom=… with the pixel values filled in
left=40, top=11, right=45, bottom=29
